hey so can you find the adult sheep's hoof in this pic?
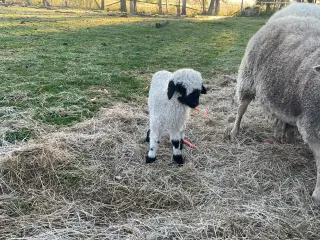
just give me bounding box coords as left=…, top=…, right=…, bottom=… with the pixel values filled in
left=146, top=156, right=156, bottom=163
left=225, top=126, right=238, bottom=142
left=173, top=155, right=184, bottom=165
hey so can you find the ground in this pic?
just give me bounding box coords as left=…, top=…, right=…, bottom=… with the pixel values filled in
left=1, top=6, right=320, bottom=240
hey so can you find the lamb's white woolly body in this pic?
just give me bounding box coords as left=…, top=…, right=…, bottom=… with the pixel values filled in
left=230, top=3, right=320, bottom=202
left=148, top=71, right=190, bottom=135
left=146, top=69, right=205, bottom=164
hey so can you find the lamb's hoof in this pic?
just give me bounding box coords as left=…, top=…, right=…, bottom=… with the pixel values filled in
left=173, top=155, right=184, bottom=165
left=146, top=156, right=156, bottom=164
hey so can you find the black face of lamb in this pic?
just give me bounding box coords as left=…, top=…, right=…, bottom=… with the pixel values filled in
left=180, top=89, right=201, bottom=108
left=167, top=81, right=203, bottom=108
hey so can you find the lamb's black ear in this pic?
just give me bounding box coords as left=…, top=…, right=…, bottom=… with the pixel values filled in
left=167, top=80, right=176, bottom=100
left=201, top=85, right=207, bottom=94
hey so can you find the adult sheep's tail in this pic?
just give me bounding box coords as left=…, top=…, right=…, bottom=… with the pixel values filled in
left=234, top=55, right=255, bottom=104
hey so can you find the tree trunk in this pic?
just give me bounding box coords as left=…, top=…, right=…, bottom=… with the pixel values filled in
left=130, top=0, right=136, bottom=14
left=166, top=0, right=168, bottom=13
left=176, top=0, right=180, bottom=16
left=159, top=0, right=162, bottom=14
left=266, top=3, right=271, bottom=13
left=202, top=0, right=206, bottom=15
left=42, top=0, right=50, bottom=7
left=279, top=0, right=285, bottom=9
left=207, top=0, right=215, bottom=15
left=240, top=0, right=244, bottom=13
left=214, top=0, right=219, bottom=16
left=182, top=0, right=186, bottom=15
left=101, top=0, right=104, bottom=9
left=26, top=0, right=31, bottom=5
left=120, top=0, right=126, bottom=12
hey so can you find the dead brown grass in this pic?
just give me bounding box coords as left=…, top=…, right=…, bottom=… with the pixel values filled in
left=1, top=80, right=320, bottom=239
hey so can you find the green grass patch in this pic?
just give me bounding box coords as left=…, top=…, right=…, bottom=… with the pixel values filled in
left=5, top=128, right=34, bottom=144
left=0, top=7, right=267, bottom=125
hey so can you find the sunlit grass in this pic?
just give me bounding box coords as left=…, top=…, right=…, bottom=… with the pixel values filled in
left=0, top=6, right=267, bottom=126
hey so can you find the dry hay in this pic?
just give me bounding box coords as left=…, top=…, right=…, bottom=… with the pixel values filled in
left=1, top=81, right=320, bottom=239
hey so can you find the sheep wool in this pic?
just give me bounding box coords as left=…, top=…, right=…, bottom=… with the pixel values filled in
left=230, top=12, right=320, bottom=202
left=146, top=68, right=206, bottom=164
left=269, top=2, right=320, bottom=22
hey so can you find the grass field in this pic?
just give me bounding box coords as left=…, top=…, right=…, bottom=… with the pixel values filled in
left=2, top=6, right=320, bottom=240
left=0, top=7, right=266, bottom=127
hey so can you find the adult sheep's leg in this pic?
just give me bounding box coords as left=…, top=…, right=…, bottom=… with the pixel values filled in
left=170, top=131, right=184, bottom=164
left=284, top=124, right=295, bottom=144
left=230, top=96, right=252, bottom=141
left=307, top=140, right=320, bottom=202
left=273, top=120, right=295, bottom=143
left=146, top=129, right=160, bottom=163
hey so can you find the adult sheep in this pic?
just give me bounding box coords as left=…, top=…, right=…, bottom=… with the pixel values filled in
left=269, top=2, right=320, bottom=22
left=267, top=2, right=320, bottom=142
left=229, top=16, right=320, bottom=201
left=146, top=68, right=207, bottom=164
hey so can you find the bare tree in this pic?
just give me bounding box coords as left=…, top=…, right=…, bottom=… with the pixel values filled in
left=120, top=0, right=126, bottom=12
left=130, top=0, right=137, bottom=14
left=214, top=0, right=219, bottom=15
left=176, top=0, right=181, bottom=16
left=182, top=0, right=186, bottom=15
left=266, top=3, right=271, bottom=13
left=101, top=0, right=104, bottom=9
left=42, top=0, right=50, bottom=7
left=201, top=0, right=206, bottom=14
left=25, top=0, right=31, bottom=5
left=207, top=0, right=215, bottom=15
left=159, top=0, right=162, bottom=14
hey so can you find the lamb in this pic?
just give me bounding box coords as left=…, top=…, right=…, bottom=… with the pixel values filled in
left=146, top=68, right=207, bottom=164
left=229, top=15, right=320, bottom=201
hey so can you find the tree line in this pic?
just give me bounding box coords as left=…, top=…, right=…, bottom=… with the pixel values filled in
left=0, top=0, right=221, bottom=16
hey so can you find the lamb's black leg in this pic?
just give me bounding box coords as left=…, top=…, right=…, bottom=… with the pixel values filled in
left=180, top=138, right=184, bottom=150
left=171, top=139, right=184, bottom=165
left=146, top=129, right=159, bottom=163
left=146, top=129, right=150, bottom=143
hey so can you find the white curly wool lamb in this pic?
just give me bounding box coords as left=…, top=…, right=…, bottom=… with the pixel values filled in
left=146, top=69, right=207, bottom=164
left=229, top=14, right=320, bottom=201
